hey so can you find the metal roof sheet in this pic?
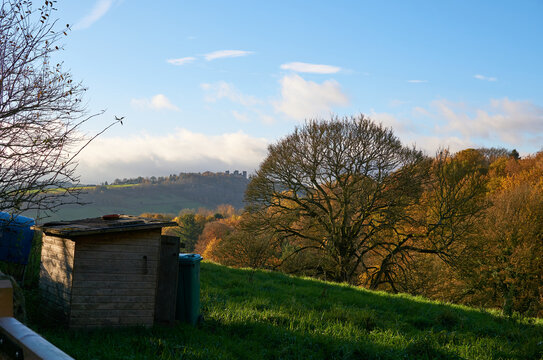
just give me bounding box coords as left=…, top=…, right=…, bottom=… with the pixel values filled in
left=36, top=215, right=176, bottom=237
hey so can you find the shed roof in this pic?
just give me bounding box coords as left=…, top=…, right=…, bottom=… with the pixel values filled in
left=36, top=215, right=176, bottom=237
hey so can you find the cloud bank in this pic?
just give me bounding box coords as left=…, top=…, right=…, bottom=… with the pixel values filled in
left=370, top=98, right=543, bottom=155
left=432, top=98, right=543, bottom=145
left=77, top=129, right=269, bottom=183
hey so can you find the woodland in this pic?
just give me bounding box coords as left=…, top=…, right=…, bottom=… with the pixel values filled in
left=167, top=116, right=543, bottom=318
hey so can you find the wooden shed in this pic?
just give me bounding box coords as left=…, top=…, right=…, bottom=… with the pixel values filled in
left=38, top=215, right=178, bottom=328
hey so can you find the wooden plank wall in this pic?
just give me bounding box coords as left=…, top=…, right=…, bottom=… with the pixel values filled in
left=39, top=235, right=75, bottom=324
left=154, top=235, right=180, bottom=324
left=69, top=229, right=161, bottom=328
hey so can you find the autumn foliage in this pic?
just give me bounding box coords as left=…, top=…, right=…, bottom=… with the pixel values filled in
left=184, top=118, right=542, bottom=317
left=365, top=149, right=543, bottom=316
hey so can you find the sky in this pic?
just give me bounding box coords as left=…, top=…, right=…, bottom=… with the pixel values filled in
left=51, top=1, right=543, bottom=184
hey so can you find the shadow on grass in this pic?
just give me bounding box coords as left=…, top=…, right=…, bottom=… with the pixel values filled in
left=199, top=262, right=543, bottom=360
left=37, top=316, right=460, bottom=360
left=29, top=261, right=543, bottom=360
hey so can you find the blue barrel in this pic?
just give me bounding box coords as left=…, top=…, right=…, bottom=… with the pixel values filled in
left=0, top=212, right=35, bottom=265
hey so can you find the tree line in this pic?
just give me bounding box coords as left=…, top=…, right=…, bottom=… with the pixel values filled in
left=109, top=171, right=248, bottom=186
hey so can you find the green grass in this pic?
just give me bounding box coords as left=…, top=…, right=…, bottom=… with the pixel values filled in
left=30, top=262, right=543, bottom=360
left=33, top=183, right=141, bottom=193
left=24, top=177, right=248, bottom=222
left=104, top=184, right=142, bottom=189
left=33, top=191, right=204, bottom=222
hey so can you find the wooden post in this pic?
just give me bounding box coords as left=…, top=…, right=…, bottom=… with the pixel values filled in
left=0, top=280, right=13, bottom=317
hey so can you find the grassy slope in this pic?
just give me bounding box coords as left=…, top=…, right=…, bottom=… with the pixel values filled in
left=31, top=177, right=248, bottom=222
left=35, top=262, right=542, bottom=360
left=45, top=192, right=203, bottom=221
left=25, top=184, right=205, bottom=222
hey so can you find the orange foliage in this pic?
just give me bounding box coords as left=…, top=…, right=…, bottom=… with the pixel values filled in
left=409, top=150, right=543, bottom=316
left=194, top=218, right=237, bottom=262
left=489, top=151, right=543, bottom=192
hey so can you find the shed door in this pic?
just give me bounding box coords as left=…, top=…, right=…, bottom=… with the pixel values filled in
left=154, top=235, right=180, bottom=324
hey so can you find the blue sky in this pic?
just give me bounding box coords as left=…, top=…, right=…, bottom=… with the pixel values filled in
left=54, top=1, right=543, bottom=183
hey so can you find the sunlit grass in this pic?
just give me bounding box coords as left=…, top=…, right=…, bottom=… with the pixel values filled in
left=30, top=262, right=543, bottom=359
left=37, top=183, right=142, bottom=193
left=104, top=184, right=142, bottom=189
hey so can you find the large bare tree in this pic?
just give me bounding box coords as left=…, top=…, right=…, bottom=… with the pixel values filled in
left=0, top=0, right=117, bottom=218
left=246, top=116, right=488, bottom=287
left=246, top=115, right=428, bottom=283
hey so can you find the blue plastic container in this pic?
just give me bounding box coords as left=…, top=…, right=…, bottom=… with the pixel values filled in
left=0, top=212, right=35, bottom=265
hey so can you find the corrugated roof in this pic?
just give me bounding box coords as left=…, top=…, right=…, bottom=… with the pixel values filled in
left=36, top=215, right=176, bottom=237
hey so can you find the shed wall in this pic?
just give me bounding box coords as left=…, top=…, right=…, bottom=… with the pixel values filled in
left=69, top=229, right=161, bottom=328
left=39, top=235, right=75, bottom=324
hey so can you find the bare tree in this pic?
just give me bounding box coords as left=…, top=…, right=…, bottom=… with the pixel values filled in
left=245, top=115, right=428, bottom=283
left=246, top=116, right=489, bottom=287
left=0, top=0, right=118, bottom=218
left=366, top=149, right=489, bottom=291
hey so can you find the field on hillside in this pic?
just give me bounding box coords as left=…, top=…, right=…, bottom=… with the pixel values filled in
left=30, top=262, right=543, bottom=360
left=42, top=188, right=203, bottom=221
left=26, top=175, right=248, bottom=222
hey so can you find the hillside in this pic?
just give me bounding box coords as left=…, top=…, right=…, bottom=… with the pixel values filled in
left=34, top=174, right=249, bottom=222
left=35, top=262, right=543, bottom=360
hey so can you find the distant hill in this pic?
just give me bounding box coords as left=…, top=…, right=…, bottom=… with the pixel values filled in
left=34, top=172, right=249, bottom=222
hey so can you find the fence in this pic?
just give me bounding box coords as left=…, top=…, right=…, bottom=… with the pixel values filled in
left=0, top=279, right=73, bottom=360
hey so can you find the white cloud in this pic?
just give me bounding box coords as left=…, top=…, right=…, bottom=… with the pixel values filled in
left=201, top=82, right=261, bottom=106
left=203, top=50, right=253, bottom=61
left=369, top=111, right=413, bottom=133
left=280, top=62, right=341, bottom=74
left=410, top=135, right=475, bottom=155
left=231, top=110, right=250, bottom=123
left=76, top=129, right=268, bottom=183
left=130, top=94, right=180, bottom=111
left=364, top=111, right=475, bottom=155
left=432, top=98, right=543, bottom=145
left=389, top=99, right=410, bottom=107
left=364, top=98, right=543, bottom=155
left=260, top=114, right=275, bottom=124
left=274, top=74, right=349, bottom=120
left=474, top=74, right=497, bottom=82
left=73, top=0, right=114, bottom=30
left=167, top=57, right=196, bottom=66
left=407, top=80, right=428, bottom=83
left=201, top=83, right=276, bottom=125
left=412, top=106, right=432, bottom=117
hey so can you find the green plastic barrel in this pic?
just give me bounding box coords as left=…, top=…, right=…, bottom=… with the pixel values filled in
left=176, top=253, right=203, bottom=325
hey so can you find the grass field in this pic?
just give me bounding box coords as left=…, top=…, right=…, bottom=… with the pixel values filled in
left=28, top=186, right=206, bottom=222
left=41, top=193, right=203, bottom=221
left=28, top=262, right=543, bottom=360
left=28, top=178, right=247, bottom=222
